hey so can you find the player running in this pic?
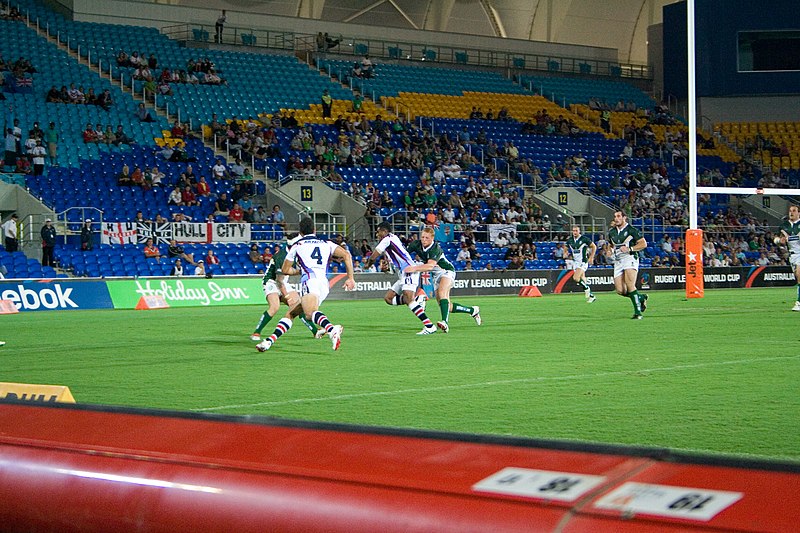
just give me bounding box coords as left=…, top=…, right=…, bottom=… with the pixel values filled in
left=778, top=203, right=800, bottom=311
left=364, top=222, right=437, bottom=335
left=566, top=225, right=597, bottom=303
left=606, top=210, right=648, bottom=319
left=256, top=218, right=355, bottom=352
left=250, top=235, right=321, bottom=342
left=405, top=227, right=481, bottom=333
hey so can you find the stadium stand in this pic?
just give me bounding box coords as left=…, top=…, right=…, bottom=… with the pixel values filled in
left=0, top=0, right=787, bottom=280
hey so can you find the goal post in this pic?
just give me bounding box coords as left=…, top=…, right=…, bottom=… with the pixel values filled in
left=686, top=186, right=800, bottom=298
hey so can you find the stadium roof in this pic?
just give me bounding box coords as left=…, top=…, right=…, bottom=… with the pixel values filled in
left=211, top=0, right=679, bottom=64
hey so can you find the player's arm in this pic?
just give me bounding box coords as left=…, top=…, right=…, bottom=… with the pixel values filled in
left=332, top=244, right=356, bottom=290
left=281, top=258, right=299, bottom=276
left=363, top=242, right=387, bottom=270
left=404, top=259, right=436, bottom=273
left=588, top=242, right=597, bottom=264
left=627, top=236, right=646, bottom=253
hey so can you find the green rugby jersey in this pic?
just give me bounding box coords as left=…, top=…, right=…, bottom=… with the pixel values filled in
left=262, top=244, right=289, bottom=283
left=607, top=224, right=643, bottom=261
left=780, top=219, right=800, bottom=256
left=566, top=234, right=594, bottom=262
left=407, top=239, right=455, bottom=272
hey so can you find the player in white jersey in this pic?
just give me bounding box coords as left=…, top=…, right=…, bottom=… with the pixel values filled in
left=364, top=222, right=436, bottom=334
left=256, top=218, right=355, bottom=352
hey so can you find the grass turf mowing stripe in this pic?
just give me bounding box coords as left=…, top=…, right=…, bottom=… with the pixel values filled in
left=193, top=354, right=800, bottom=412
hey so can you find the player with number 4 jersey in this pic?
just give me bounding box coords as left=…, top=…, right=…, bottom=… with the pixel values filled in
left=250, top=236, right=320, bottom=342
left=256, top=218, right=355, bottom=352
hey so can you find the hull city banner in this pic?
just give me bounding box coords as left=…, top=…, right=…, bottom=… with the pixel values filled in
left=102, top=222, right=251, bottom=245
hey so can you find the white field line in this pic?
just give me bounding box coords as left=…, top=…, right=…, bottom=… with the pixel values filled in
left=193, top=355, right=799, bottom=412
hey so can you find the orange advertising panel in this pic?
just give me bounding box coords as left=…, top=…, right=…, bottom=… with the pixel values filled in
left=685, top=229, right=704, bottom=298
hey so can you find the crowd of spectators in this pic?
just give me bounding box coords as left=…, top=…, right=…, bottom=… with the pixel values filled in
left=45, top=84, right=113, bottom=110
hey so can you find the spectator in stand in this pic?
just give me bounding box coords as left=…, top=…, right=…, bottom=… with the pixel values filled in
left=30, top=139, right=46, bottom=175
left=195, top=176, right=211, bottom=196
left=181, top=185, right=199, bottom=206
left=360, top=54, right=373, bottom=78
left=170, top=120, right=185, bottom=139
left=205, top=249, right=220, bottom=267
left=143, top=238, right=161, bottom=261
left=14, top=154, right=30, bottom=174
left=506, top=255, right=525, bottom=270
left=248, top=244, right=261, bottom=264
left=96, top=89, right=113, bottom=111
left=215, top=10, right=226, bottom=43
left=40, top=218, right=56, bottom=267
left=167, top=186, right=182, bottom=205
left=270, top=204, right=286, bottom=229
left=82, top=123, right=98, bottom=143
left=194, top=260, right=206, bottom=276
left=211, top=158, right=229, bottom=180
left=4, top=128, right=16, bottom=167
left=150, top=166, right=165, bottom=188
left=136, top=102, right=154, bottom=122
left=320, top=89, right=332, bottom=119
left=170, top=258, right=184, bottom=276
left=130, top=166, right=144, bottom=187
left=80, top=219, right=93, bottom=251
left=253, top=205, right=269, bottom=223
left=117, top=164, right=132, bottom=186
left=228, top=202, right=244, bottom=222
left=167, top=239, right=196, bottom=265
left=43, top=122, right=58, bottom=166
left=214, top=192, right=231, bottom=217
left=114, top=125, right=134, bottom=145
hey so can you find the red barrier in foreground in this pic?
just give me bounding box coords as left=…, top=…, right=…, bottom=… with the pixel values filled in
left=0, top=402, right=797, bottom=532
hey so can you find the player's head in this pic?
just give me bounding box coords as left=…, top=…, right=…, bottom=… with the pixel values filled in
left=420, top=227, right=434, bottom=247
left=298, top=217, right=314, bottom=236
left=613, top=210, right=626, bottom=227
left=790, top=204, right=799, bottom=221
left=571, top=225, right=581, bottom=238
left=376, top=221, right=391, bottom=238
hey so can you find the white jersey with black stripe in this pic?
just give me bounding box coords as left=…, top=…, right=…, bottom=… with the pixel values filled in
left=374, top=233, right=417, bottom=272
left=285, top=235, right=338, bottom=283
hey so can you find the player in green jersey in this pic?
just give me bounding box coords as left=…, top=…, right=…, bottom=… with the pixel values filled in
left=566, top=225, right=597, bottom=303
left=250, top=235, right=320, bottom=341
left=404, top=227, right=481, bottom=333
left=778, top=204, right=800, bottom=311
left=605, top=210, right=648, bottom=319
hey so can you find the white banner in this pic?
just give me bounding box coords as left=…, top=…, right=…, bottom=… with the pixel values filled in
left=487, top=223, right=516, bottom=243
left=101, top=222, right=137, bottom=245
left=172, top=222, right=211, bottom=243
left=101, top=222, right=253, bottom=244
left=213, top=222, right=251, bottom=243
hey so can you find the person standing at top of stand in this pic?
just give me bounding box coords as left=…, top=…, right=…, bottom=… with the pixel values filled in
left=215, top=10, right=226, bottom=43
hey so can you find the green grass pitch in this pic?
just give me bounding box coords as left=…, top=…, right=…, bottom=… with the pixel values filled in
left=1, top=287, right=798, bottom=461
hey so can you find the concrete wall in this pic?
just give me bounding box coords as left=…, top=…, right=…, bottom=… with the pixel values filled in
left=538, top=186, right=613, bottom=227
left=698, top=95, right=800, bottom=124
